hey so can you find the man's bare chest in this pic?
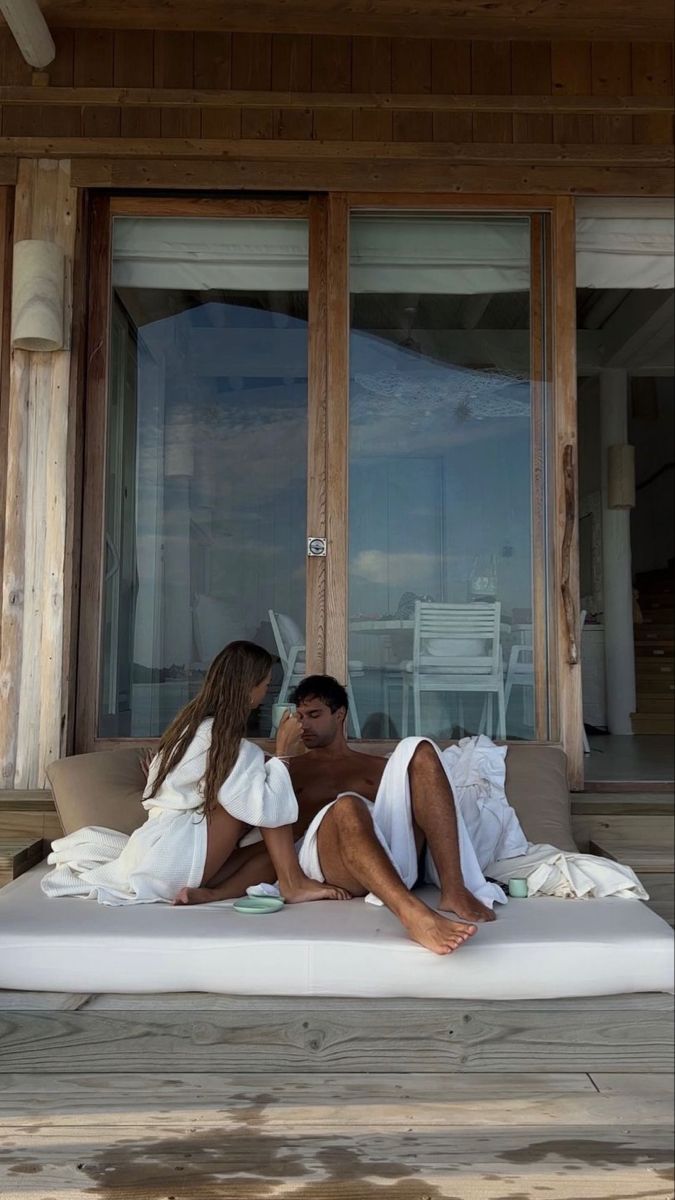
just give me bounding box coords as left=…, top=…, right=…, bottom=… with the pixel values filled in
left=292, top=761, right=383, bottom=806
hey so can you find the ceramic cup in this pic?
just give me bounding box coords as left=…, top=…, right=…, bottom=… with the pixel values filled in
left=508, top=877, right=529, bottom=898
left=272, top=702, right=296, bottom=729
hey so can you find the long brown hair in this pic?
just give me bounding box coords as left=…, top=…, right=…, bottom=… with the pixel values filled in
left=147, top=640, right=274, bottom=816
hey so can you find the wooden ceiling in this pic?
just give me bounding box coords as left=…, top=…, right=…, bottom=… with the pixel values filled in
left=11, top=0, right=674, bottom=40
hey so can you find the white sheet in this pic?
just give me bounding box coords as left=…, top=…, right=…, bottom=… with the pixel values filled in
left=2, top=865, right=672, bottom=999
left=40, top=732, right=297, bottom=905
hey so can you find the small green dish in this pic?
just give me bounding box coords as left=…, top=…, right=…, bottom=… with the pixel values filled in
left=233, top=896, right=285, bottom=915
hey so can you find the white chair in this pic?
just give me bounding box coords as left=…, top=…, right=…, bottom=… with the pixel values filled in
left=268, top=609, right=363, bottom=738
left=401, top=601, right=506, bottom=739
left=504, top=624, right=534, bottom=730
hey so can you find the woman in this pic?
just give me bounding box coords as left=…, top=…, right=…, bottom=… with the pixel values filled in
left=41, top=641, right=348, bottom=906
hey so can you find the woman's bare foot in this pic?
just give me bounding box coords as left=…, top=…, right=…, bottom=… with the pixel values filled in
left=438, top=885, right=496, bottom=923
left=173, top=886, right=218, bottom=906
left=403, top=904, right=477, bottom=955
left=280, top=875, right=351, bottom=904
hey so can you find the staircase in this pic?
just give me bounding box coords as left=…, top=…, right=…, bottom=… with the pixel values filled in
left=632, top=564, right=675, bottom=736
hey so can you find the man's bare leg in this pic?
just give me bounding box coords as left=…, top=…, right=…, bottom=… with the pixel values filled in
left=316, top=795, right=477, bottom=955
left=407, top=741, right=496, bottom=923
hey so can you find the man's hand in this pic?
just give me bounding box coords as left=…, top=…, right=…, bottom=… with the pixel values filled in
left=275, top=711, right=306, bottom=758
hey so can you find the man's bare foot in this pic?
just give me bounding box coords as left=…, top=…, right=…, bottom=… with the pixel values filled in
left=173, top=886, right=217, bottom=905
left=403, top=906, right=477, bottom=955
left=281, top=876, right=351, bottom=904
left=438, top=886, right=496, bottom=923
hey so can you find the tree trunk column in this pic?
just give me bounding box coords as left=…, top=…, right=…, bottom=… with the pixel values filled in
left=0, top=159, right=76, bottom=787
left=600, top=368, right=636, bottom=735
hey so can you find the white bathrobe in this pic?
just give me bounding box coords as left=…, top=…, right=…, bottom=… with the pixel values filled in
left=40, top=724, right=298, bottom=905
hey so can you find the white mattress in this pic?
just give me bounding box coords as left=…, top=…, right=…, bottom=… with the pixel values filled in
left=1, top=865, right=673, bottom=999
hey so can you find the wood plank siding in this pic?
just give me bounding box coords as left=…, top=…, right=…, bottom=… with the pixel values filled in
left=0, top=30, right=671, bottom=193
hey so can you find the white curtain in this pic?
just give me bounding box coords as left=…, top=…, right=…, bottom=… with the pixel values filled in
left=112, top=204, right=675, bottom=295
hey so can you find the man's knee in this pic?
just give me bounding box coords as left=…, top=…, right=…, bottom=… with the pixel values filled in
left=332, top=793, right=371, bottom=826
left=409, top=739, right=441, bottom=769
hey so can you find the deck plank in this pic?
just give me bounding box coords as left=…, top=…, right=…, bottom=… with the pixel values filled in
left=0, top=995, right=672, bottom=1075
left=0, top=1122, right=672, bottom=1199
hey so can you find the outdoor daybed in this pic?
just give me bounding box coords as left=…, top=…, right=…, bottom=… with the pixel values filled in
left=0, top=744, right=673, bottom=1000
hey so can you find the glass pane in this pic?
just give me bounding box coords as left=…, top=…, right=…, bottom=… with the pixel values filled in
left=100, top=217, right=309, bottom=737
left=348, top=213, right=544, bottom=741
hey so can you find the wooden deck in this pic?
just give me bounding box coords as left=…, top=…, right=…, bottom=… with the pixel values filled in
left=0, top=989, right=673, bottom=1198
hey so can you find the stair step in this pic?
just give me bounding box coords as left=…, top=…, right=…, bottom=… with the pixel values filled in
left=635, top=644, right=674, bottom=658
left=631, top=712, right=675, bottom=735
left=636, top=693, right=675, bottom=713
left=0, top=837, right=45, bottom=888
left=636, top=661, right=674, bottom=679
left=639, top=606, right=675, bottom=623
left=635, top=626, right=675, bottom=642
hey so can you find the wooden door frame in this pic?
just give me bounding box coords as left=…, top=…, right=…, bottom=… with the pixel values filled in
left=76, top=194, right=325, bottom=751
left=74, top=189, right=581, bottom=781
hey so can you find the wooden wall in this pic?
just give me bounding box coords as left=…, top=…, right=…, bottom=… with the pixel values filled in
left=0, top=30, right=671, bottom=192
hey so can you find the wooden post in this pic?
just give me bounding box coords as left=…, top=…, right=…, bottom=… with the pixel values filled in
left=0, top=159, right=76, bottom=788
left=551, top=196, right=584, bottom=789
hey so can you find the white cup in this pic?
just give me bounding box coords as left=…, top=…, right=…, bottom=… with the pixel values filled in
left=272, top=702, right=296, bottom=730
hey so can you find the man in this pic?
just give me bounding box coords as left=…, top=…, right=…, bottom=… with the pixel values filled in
left=175, top=676, right=502, bottom=955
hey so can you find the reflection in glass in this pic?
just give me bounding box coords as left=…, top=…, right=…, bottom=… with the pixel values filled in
left=348, top=214, right=543, bottom=741
left=100, top=218, right=309, bottom=737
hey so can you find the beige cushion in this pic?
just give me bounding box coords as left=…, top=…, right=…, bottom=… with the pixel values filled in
left=46, top=741, right=576, bottom=852
left=504, top=744, right=577, bottom=852
left=46, top=748, right=148, bottom=837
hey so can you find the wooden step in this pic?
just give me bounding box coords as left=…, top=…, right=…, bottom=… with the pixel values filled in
left=636, top=693, right=675, bottom=713
left=639, top=607, right=675, bottom=624
left=634, top=644, right=674, bottom=658
left=636, top=661, right=674, bottom=682
left=631, top=711, right=675, bottom=735
left=0, top=790, right=61, bottom=844
left=0, top=837, right=45, bottom=888
left=634, top=626, right=675, bottom=643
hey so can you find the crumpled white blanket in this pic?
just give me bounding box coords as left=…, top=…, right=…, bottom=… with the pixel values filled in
left=486, top=842, right=649, bottom=900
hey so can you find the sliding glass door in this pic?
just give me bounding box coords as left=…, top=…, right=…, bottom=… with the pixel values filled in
left=79, top=197, right=554, bottom=750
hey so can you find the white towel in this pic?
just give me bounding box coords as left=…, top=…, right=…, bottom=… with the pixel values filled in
left=486, top=843, right=650, bottom=900
left=41, top=732, right=298, bottom=905
left=295, top=737, right=510, bottom=909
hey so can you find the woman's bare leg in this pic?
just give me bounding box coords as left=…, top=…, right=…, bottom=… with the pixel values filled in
left=261, top=825, right=351, bottom=903
left=173, top=805, right=246, bottom=905
left=316, top=795, right=477, bottom=955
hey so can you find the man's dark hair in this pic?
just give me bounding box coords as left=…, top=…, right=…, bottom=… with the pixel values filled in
left=290, top=675, right=349, bottom=713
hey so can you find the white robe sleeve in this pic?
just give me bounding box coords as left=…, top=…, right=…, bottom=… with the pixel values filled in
left=216, top=744, right=298, bottom=829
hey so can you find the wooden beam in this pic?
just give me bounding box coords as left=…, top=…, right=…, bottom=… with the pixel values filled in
left=0, top=158, right=77, bottom=788
left=0, top=0, right=54, bottom=69
left=2, top=1, right=672, bottom=42
left=66, top=157, right=675, bottom=196
left=550, top=196, right=583, bottom=790
left=0, top=137, right=671, bottom=165
left=1, top=85, right=673, bottom=115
